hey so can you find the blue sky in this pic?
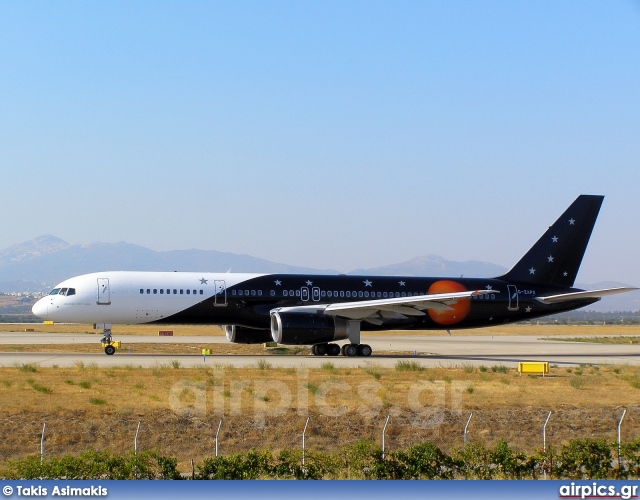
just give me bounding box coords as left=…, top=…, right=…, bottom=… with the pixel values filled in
left=1, top=1, right=639, bottom=284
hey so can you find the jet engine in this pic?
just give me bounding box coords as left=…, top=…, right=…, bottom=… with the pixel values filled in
left=225, top=325, right=274, bottom=344
left=270, top=311, right=353, bottom=345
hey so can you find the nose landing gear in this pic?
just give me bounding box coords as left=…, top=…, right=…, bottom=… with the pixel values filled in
left=95, top=323, right=119, bottom=355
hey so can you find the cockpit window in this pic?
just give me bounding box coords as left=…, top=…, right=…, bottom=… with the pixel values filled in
left=66, top=288, right=76, bottom=296
left=49, top=288, right=61, bottom=295
left=59, top=288, right=68, bottom=296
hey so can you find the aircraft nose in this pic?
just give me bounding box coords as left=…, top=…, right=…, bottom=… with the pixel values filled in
left=32, top=298, right=48, bottom=320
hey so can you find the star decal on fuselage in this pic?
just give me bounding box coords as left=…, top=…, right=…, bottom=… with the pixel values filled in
left=525, top=306, right=532, bottom=313
left=399, top=281, right=406, bottom=286
left=548, top=255, right=554, bottom=263
left=529, top=267, right=536, bottom=275
left=552, top=236, right=558, bottom=243
left=486, top=285, right=493, bottom=290
left=363, top=280, right=373, bottom=287
left=306, top=280, right=313, bottom=286
left=200, top=278, right=208, bottom=285
left=274, top=280, right=282, bottom=286
left=569, top=218, right=575, bottom=225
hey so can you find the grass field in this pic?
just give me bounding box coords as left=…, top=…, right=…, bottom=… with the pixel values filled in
left=2, top=322, right=640, bottom=337
left=1, top=323, right=639, bottom=472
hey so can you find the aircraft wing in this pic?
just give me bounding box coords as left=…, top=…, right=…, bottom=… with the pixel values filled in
left=535, top=287, right=638, bottom=305
left=273, top=289, right=496, bottom=325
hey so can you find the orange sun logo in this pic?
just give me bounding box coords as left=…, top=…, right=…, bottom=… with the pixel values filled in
left=427, top=280, right=471, bottom=326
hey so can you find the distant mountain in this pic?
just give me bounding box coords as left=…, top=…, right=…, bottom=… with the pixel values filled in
left=0, top=236, right=637, bottom=311
left=349, top=254, right=507, bottom=278
left=0, top=235, right=337, bottom=292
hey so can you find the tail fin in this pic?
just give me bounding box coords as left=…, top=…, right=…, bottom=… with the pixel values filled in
left=496, top=195, right=604, bottom=287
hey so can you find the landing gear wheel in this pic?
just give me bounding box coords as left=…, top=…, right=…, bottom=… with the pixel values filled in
left=358, top=344, right=372, bottom=357
left=328, top=343, right=341, bottom=356
left=315, top=343, right=328, bottom=356
left=344, top=344, right=359, bottom=357
left=341, top=344, right=348, bottom=356
left=104, top=345, right=116, bottom=356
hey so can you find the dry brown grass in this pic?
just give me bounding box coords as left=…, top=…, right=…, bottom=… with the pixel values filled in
left=3, top=322, right=639, bottom=337
left=1, top=363, right=639, bottom=469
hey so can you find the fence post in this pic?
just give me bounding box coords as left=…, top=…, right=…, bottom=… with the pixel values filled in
left=618, top=409, right=627, bottom=468
left=382, top=415, right=390, bottom=460
left=215, top=420, right=223, bottom=457
left=463, top=412, right=473, bottom=447
left=543, top=411, right=552, bottom=452
left=302, top=417, right=310, bottom=467
left=40, top=422, right=46, bottom=463
left=134, top=421, right=141, bottom=455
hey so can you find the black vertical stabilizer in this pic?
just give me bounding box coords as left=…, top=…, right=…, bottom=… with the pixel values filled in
left=496, top=195, right=604, bottom=287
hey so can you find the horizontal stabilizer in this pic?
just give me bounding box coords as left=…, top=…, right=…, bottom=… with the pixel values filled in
left=535, top=287, right=638, bottom=305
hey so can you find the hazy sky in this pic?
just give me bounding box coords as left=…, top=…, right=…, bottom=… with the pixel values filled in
left=2, top=1, right=639, bottom=284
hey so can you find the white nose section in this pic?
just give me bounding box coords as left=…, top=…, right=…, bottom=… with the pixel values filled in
left=32, top=298, right=48, bottom=320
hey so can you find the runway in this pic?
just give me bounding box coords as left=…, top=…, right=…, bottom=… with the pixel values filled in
left=1, top=331, right=639, bottom=368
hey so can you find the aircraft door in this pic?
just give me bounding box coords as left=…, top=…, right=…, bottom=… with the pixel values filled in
left=214, top=280, right=227, bottom=307
left=97, top=278, right=111, bottom=305
left=507, top=285, right=519, bottom=311
left=301, top=287, right=309, bottom=301
left=312, top=287, right=320, bottom=301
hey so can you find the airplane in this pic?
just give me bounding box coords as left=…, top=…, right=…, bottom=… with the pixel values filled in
left=32, top=195, right=636, bottom=356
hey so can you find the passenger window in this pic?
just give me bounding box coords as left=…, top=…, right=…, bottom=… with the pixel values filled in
left=245, top=290, right=249, bottom=296
left=383, top=292, right=388, bottom=297
left=200, top=290, right=203, bottom=295
left=251, top=290, right=256, bottom=296
left=491, top=294, right=495, bottom=299
left=270, top=290, right=275, bottom=296
left=193, top=290, right=197, bottom=294
left=358, top=291, right=363, bottom=297
left=346, top=292, right=350, bottom=297
left=295, top=290, right=300, bottom=297
left=401, top=292, right=406, bottom=297
left=283, top=290, right=288, bottom=297
left=160, top=289, right=164, bottom=294
left=153, top=289, right=157, bottom=294
left=180, top=290, right=183, bottom=294
left=364, top=292, right=369, bottom=298
left=173, top=289, right=177, bottom=294
left=147, top=289, right=150, bottom=294
left=186, top=290, right=190, bottom=295
left=327, top=291, right=332, bottom=297
left=238, top=290, right=243, bottom=296
left=395, top=292, right=400, bottom=297
left=258, top=290, right=262, bottom=296
left=231, top=290, right=236, bottom=296
left=377, top=292, right=381, bottom=298
left=167, top=289, right=170, bottom=294
left=140, top=289, right=144, bottom=294
left=340, top=291, right=344, bottom=297
left=289, top=290, right=294, bottom=296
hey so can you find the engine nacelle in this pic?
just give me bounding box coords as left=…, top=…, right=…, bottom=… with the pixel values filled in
left=270, top=311, right=353, bottom=345
left=225, top=325, right=273, bottom=344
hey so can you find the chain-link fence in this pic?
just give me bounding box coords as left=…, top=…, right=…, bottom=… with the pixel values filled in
left=2, top=407, right=638, bottom=471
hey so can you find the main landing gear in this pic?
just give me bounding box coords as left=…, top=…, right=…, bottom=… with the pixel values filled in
left=311, top=343, right=372, bottom=357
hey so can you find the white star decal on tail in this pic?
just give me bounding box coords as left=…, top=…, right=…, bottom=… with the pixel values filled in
left=529, top=267, right=536, bottom=275
left=548, top=256, right=554, bottom=263
left=563, top=272, right=568, bottom=277
left=569, top=218, right=575, bottom=225
left=552, top=236, right=558, bottom=243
